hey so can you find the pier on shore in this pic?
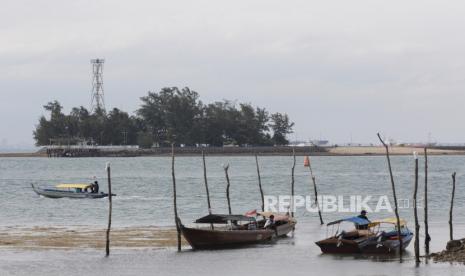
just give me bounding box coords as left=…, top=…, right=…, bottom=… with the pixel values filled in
left=3, top=145, right=465, bottom=158
left=40, top=145, right=326, bottom=157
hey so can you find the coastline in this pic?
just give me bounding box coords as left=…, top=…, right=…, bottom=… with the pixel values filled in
left=2, top=146, right=465, bottom=158
left=0, top=152, right=47, bottom=158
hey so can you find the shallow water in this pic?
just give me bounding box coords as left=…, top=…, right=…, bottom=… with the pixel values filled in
left=1, top=155, right=465, bottom=275
left=1, top=223, right=465, bottom=276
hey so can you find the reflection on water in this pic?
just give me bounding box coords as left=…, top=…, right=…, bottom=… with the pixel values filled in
left=0, top=222, right=464, bottom=275
left=1, top=156, right=465, bottom=275
left=1, top=224, right=464, bottom=276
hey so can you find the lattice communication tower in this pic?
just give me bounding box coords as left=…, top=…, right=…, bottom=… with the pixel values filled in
left=90, top=58, right=105, bottom=113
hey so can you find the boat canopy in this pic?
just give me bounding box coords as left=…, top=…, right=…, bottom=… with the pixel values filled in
left=257, top=211, right=286, bottom=218
left=257, top=211, right=292, bottom=222
left=327, top=216, right=370, bottom=226
left=56, top=183, right=92, bottom=189
left=369, top=218, right=407, bottom=227
left=195, top=214, right=256, bottom=224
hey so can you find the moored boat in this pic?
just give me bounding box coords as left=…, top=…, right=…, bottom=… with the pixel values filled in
left=361, top=218, right=413, bottom=254
left=31, top=183, right=114, bottom=199
left=179, top=213, right=296, bottom=250
left=315, top=216, right=413, bottom=254
left=255, top=211, right=296, bottom=237
left=315, top=216, right=374, bottom=254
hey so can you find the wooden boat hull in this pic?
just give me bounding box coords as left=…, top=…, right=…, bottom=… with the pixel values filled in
left=316, top=233, right=413, bottom=254
left=180, top=226, right=274, bottom=249
left=31, top=184, right=111, bottom=199
left=315, top=237, right=364, bottom=254
left=360, top=233, right=413, bottom=254
left=275, top=221, right=296, bottom=237
left=180, top=221, right=296, bottom=250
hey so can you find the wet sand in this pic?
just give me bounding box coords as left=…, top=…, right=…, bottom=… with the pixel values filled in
left=1, top=223, right=464, bottom=276
left=0, top=226, right=186, bottom=250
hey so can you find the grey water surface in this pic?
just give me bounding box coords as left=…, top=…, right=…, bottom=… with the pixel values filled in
left=1, top=155, right=465, bottom=275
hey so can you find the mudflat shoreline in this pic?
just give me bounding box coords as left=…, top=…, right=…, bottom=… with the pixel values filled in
left=0, top=226, right=185, bottom=250
left=2, top=146, right=465, bottom=158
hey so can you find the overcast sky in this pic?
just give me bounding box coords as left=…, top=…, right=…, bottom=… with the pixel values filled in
left=2, top=0, right=465, bottom=148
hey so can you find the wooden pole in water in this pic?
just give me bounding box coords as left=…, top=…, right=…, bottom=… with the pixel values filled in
left=424, top=147, right=431, bottom=254
left=202, top=151, right=212, bottom=214
left=291, top=148, right=296, bottom=218
left=224, top=163, right=232, bottom=215
left=172, top=144, right=181, bottom=252
left=255, top=153, right=265, bottom=212
left=413, top=152, right=420, bottom=264
left=202, top=151, right=213, bottom=230
left=307, top=156, right=324, bottom=225
left=377, top=133, right=403, bottom=259
left=105, top=162, right=112, bottom=257
left=449, top=172, right=456, bottom=241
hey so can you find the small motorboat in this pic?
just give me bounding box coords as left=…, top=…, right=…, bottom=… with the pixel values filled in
left=315, top=216, right=374, bottom=254
left=254, top=211, right=296, bottom=237
left=31, top=183, right=114, bottom=199
left=179, top=212, right=296, bottom=250
left=315, top=216, right=413, bottom=254
left=361, top=218, right=413, bottom=254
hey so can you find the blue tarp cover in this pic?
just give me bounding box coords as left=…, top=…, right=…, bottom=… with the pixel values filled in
left=327, top=216, right=370, bottom=226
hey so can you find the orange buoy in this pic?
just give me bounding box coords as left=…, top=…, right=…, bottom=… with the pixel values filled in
left=304, top=156, right=310, bottom=167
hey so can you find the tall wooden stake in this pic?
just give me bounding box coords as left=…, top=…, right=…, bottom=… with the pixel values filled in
left=255, top=153, right=265, bottom=211
left=224, top=164, right=232, bottom=215
left=105, top=162, right=112, bottom=257
left=202, top=151, right=212, bottom=214
left=413, top=152, right=420, bottom=264
left=172, top=144, right=181, bottom=251
left=307, top=156, right=324, bottom=225
left=202, top=151, right=213, bottom=229
left=377, top=133, right=403, bottom=259
left=449, top=172, right=456, bottom=241
left=424, top=147, right=431, bottom=254
left=291, top=148, right=296, bottom=218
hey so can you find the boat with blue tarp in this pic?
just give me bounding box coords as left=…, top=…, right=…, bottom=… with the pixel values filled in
left=315, top=216, right=412, bottom=254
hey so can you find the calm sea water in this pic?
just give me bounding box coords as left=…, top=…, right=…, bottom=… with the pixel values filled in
left=1, top=155, right=465, bottom=275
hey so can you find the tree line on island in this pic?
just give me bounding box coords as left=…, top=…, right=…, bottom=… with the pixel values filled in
left=34, top=87, right=294, bottom=148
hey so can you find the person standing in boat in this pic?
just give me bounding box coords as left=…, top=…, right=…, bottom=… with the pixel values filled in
left=356, top=210, right=370, bottom=230
left=358, top=210, right=370, bottom=221
left=90, top=176, right=97, bottom=193
left=92, top=180, right=99, bottom=193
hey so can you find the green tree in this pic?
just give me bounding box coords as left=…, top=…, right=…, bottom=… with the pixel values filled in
left=33, top=87, right=295, bottom=147
left=269, top=113, right=294, bottom=145
left=33, top=116, right=53, bottom=145
left=69, top=106, right=92, bottom=140
left=137, top=131, right=154, bottom=148
left=203, top=101, right=238, bottom=146
left=105, top=108, right=138, bottom=145
left=138, top=87, right=203, bottom=145
left=33, top=101, right=66, bottom=145
left=231, top=104, right=270, bottom=145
